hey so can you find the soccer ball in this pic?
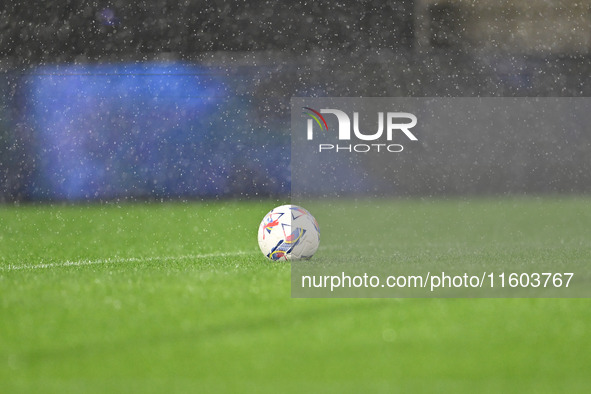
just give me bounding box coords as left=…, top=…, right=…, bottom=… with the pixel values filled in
left=258, top=205, right=320, bottom=261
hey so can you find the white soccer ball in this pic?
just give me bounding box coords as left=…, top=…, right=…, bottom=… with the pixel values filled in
left=258, top=205, right=320, bottom=261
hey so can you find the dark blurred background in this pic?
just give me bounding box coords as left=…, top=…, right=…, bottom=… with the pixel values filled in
left=1, top=0, right=590, bottom=201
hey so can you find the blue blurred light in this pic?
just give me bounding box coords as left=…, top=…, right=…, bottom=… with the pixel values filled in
left=24, top=63, right=288, bottom=200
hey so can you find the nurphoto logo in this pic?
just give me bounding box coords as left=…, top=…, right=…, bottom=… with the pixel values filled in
left=303, top=107, right=418, bottom=153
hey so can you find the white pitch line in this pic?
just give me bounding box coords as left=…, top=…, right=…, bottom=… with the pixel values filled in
left=0, top=251, right=259, bottom=272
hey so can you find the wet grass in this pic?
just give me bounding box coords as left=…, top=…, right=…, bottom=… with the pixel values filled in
left=1, top=197, right=590, bottom=392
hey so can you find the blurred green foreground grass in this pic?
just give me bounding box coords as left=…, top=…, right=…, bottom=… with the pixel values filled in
left=0, top=197, right=590, bottom=393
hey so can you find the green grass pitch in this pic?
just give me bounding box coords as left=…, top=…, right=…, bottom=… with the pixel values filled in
left=1, top=197, right=590, bottom=392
